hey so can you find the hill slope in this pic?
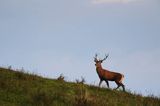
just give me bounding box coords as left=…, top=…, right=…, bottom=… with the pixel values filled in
left=0, top=67, right=159, bottom=106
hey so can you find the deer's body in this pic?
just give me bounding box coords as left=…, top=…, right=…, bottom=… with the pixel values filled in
left=94, top=54, right=125, bottom=91
left=96, top=67, right=123, bottom=82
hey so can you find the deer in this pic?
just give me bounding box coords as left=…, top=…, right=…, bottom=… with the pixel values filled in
left=94, top=54, right=125, bottom=91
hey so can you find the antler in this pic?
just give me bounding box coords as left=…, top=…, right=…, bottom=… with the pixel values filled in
left=101, top=54, right=109, bottom=62
left=94, top=54, right=98, bottom=62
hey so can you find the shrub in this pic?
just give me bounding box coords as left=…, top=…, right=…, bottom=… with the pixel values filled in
left=57, top=74, right=65, bottom=82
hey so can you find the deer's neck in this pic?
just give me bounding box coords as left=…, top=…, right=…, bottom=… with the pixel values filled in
left=96, top=66, right=105, bottom=79
left=96, top=66, right=103, bottom=73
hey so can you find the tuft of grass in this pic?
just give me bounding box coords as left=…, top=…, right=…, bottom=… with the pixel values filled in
left=29, top=88, right=54, bottom=106
left=74, top=84, right=90, bottom=106
left=75, top=76, right=86, bottom=84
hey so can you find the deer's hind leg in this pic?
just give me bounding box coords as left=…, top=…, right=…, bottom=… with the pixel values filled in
left=120, top=83, right=125, bottom=91
left=115, top=81, right=125, bottom=91
left=115, top=81, right=121, bottom=90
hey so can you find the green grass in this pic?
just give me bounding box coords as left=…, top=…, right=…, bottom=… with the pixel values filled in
left=0, top=67, right=160, bottom=106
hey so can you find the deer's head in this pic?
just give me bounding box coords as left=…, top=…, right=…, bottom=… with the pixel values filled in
left=94, top=54, right=109, bottom=68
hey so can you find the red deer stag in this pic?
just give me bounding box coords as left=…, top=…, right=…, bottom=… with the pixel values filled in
left=94, top=54, right=125, bottom=91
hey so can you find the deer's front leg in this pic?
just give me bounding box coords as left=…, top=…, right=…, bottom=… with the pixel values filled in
left=105, top=80, right=109, bottom=88
left=99, top=80, right=102, bottom=87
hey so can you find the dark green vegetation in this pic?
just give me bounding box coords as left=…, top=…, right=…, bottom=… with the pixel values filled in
left=0, top=67, right=160, bottom=106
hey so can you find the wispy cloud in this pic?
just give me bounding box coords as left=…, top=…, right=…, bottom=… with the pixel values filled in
left=92, top=0, right=140, bottom=4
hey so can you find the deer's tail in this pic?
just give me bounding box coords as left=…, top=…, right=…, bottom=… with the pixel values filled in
left=119, top=74, right=124, bottom=83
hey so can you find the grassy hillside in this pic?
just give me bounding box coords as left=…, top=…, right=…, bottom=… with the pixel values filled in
left=0, top=67, right=159, bottom=106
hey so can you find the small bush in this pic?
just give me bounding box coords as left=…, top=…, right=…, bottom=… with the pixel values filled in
left=57, top=74, right=65, bottom=82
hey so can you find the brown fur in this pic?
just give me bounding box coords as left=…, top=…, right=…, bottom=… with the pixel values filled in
left=94, top=54, right=125, bottom=91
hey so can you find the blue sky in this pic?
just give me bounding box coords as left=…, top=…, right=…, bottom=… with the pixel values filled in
left=0, top=0, right=160, bottom=96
